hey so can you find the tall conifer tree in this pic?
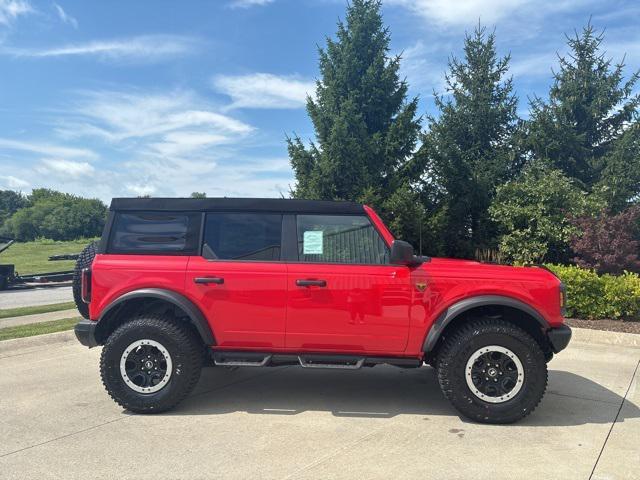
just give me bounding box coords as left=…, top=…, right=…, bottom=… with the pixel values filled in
left=416, top=26, right=520, bottom=258
left=288, top=0, right=422, bottom=242
left=527, top=23, right=640, bottom=209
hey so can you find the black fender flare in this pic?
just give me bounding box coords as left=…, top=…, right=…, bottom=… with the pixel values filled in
left=98, top=288, right=215, bottom=345
left=422, top=295, right=549, bottom=353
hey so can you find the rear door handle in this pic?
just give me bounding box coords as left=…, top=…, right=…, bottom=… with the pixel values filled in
left=194, top=277, right=224, bottom=285
left=296, top=279, right=327, bottom=287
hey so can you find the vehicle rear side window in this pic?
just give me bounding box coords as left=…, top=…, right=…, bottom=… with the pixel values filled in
left=203, top=213, right=282, bottom=261
left=296, top=215, right=389, bottom=264
left=109, top=212, right=200, bottom=254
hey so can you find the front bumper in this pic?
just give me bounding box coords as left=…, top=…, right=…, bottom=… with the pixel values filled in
left=547, top=324, right=572, bottom=353
left=74, top=319, right=99, bottom=348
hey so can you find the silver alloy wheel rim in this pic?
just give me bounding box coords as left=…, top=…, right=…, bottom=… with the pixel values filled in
left=465, top=345, right=524, bottom=403
left=119, top=339, right=173, bottom=394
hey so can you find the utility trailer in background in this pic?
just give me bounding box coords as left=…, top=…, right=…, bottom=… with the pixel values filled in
left=0, top=237, right=78, bottom=290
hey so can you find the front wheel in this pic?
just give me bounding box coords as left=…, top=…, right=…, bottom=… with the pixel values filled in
left=100, top=315, right=203, bottom=413
left=436, top=318, right=548, bottom=424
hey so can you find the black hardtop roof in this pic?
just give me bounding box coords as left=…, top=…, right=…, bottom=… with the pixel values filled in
left=109, top=197, right=365, bottom=214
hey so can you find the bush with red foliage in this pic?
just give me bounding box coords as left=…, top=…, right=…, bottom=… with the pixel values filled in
left=570, top=206, right=640, bottom=275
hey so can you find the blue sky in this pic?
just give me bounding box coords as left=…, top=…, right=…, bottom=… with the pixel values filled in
left=0, top=0, right=638, bottom=203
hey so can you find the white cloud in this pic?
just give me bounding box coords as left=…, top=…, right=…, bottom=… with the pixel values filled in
left=1, top=86, right=293, bottom=201
left=229, top=0, right=274, bottom=9
left=388, top=0, right=528, bottom=27
left=57, top=90, right=253, bottom=146
left=0, top=0, right=33, bottom=26
left=399, top=40, right=450, bottom=94
left=510, top=52, right=559, bottom=79
left=213, top=73, right=315, bottom=109
left=37, top=158, right=94, bottom=178
left=47, top=88, right=270, bottom=199
left=0, top=174, right=28, bottom=189
left=388, top=0, right=595, bottom=30
left=0, top=138, right=97, bottom=159
left=150, top=132, right=229, bottom=157
left=1, top=35, right=198, bottom=61
left=53, top=2, right=78, bottom=29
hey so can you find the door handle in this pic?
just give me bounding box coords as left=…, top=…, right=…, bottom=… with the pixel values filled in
left=194, top=277, right=224, bottom=285
left=296, top=279, right=327, bottom=287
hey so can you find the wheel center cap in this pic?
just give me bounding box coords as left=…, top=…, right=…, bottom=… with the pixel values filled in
left=487, top=367, right=498, bottom=377
left=144, top=360, right=154, bottom=369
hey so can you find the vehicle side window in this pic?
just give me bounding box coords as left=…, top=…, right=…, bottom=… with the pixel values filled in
left=203, top=213, right=282, bottom=261
left=109, top=212, right=200, bottom=254
left=296, top=215, right=389, bottom=264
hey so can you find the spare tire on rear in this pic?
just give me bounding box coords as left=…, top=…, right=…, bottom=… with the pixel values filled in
left=73, top=241, right=98, bottom=319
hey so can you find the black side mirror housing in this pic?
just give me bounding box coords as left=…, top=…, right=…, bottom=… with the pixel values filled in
left=390, top=240, right=423, bottom=267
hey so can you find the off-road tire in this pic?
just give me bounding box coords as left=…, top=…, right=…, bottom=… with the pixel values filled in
left=100, top=315, right=204, bottom=414
left=436, top=318, right=548, bottom=424
left=72, top=241, right=97, bottom=319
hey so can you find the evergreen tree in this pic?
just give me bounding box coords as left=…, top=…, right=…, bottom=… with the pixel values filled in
left=527, top=23, right=640, bottom=207
left=288, top=0, right=422, bottom=242
left=416, top=25, right=521, bottom=258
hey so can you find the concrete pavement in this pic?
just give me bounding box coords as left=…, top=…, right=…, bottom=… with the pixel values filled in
left=0, top=285, right=72, bottom=309
left=0, top=330, right=638, bottom=480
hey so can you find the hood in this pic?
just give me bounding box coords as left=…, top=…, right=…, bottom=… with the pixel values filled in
left=419, top=257, right=559, bottom=283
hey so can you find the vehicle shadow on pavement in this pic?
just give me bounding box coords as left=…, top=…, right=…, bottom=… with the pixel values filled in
left=165, top=366, right=639, bottom=426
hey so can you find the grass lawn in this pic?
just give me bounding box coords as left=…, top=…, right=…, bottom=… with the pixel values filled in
left=0, top=317, right=79, bottom=341
left=0, top=238, right=97, bottom=275
left=0, top=301, right=77, bottom=319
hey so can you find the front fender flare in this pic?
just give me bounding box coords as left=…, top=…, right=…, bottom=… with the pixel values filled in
left=98, top=288, right=215, bottom=345
left=422, top=295, right=549, bottom=353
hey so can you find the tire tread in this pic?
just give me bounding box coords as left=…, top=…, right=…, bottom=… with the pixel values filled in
left=99, top=314, right=203, bottom=414
left=436, top=317, right=548, bottom=424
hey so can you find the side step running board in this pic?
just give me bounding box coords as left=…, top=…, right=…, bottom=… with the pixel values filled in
left=209, top=351, right=423, bottom=369
left=298, top=356, right=364, bottom=370
left=214, top=352, right=272, bottom=367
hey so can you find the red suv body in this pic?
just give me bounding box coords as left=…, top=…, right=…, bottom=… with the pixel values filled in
left=75, top=198, right=570, bottom=423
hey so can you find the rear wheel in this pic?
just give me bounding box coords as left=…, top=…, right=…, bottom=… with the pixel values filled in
left=436, top=318, right=547, bottom=424
left=100, top=315, right=203, bottom=413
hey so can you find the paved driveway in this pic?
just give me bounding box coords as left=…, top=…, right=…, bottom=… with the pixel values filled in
left=0, top=285, right=72, bottom=309
left=0, top=331, right=638, bottom=480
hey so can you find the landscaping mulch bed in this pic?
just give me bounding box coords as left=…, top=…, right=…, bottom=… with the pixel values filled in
left=566, top=318, right=640, bottom=335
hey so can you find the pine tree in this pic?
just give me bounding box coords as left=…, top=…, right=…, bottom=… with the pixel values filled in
left=527, top=23, right=640, bottom=206
left=288, top=0, right=422, bottom=242
left=416, top=25, right=521, bottom=258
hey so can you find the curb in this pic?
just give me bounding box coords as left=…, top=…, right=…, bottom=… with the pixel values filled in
left=0, top=329, right=78, bottom=357
left=571, top=327, right=640, bottom=348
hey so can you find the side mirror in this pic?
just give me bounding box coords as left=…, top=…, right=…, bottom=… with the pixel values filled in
left=390, top=240, right=423, bottom=267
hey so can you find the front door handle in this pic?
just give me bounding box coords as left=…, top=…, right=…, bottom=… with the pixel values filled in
left=194, top=277, right=224, bottom=285
left=296, top=279, right=327, bottom=287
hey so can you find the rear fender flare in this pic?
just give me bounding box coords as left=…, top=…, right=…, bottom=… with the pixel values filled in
left=98, top=288, right=215, bottom=345
left=422, top=295, right=549, bottom=353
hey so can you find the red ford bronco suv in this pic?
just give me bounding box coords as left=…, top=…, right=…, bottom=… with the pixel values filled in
left=74, top=197, right=571, bottom=423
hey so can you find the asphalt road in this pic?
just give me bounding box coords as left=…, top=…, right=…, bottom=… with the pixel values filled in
left=0, top=285, right=73, bottom=309
left=0, top=331, right=638, bottom=480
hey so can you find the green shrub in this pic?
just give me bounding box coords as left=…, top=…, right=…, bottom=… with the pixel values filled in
left=601, top=272, right=640, bottom=319
left=545, top=264, right=640, bottom=320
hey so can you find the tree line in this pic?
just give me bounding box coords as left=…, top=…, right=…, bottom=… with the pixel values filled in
left=289, top=0, right=640, bottom=274
left=0, top=189, right=107, bottom=241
